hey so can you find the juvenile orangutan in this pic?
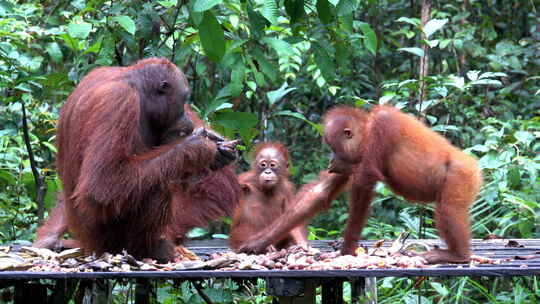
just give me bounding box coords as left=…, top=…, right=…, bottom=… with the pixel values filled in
left=239, top=106, right=482, bottom=264
left=229, top=142, right=307, bottom=252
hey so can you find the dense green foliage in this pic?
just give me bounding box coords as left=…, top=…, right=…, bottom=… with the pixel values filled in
left=1, top=0, right=539, bottom=302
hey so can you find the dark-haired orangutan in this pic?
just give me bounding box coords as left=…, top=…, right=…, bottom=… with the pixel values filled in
left=33, top=58, right=241, bottom=262
left=239, top=105, right=482, bottom=264
left=229, top=142, right=307, bottom=252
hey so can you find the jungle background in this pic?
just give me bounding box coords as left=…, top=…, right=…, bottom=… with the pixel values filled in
left=0, top=0, right=539, bottom=303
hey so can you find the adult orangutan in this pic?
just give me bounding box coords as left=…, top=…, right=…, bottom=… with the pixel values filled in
left=239, top=105, right=482, bottom=264
left=229, top=142, right=307, bottom=251
left=33, top=58, right=240, bottom=262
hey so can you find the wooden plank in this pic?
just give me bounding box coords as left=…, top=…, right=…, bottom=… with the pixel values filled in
left=321, top=279, right=343, bottom=304
left=135, top=279, right=155, bottom=304
left=0, top=239, right=538, bottom=280
left=0, top=266, right=539, bottom=280
left=50, top=279, right=78, bottom=303
left=268, top=279, right=316, bottom=304
left=351, top=278, right=377, bottom=304
left=14, top=281, right=47, bottom=304
left=185, top=239, right=540, bottom=248
left=83, top=279, right=111, bottom=304
left=267, top=278, right=305, bottom=296
left=302, top=280, right=317, bottom=304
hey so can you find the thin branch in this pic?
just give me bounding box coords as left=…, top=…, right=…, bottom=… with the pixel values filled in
left=170, top=4, right=182, bottom=62
left=418, top=0, right=431, bottom=120
left=192, top=281, right=214, bottom=304
left=21, top=100, right=47, bottom=221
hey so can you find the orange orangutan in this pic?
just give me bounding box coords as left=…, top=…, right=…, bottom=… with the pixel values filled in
left=33, top=58, right=240, bottom=262
left=229, top=142, right=307, bottom=251
left=238, top=105, right=482, bottom=264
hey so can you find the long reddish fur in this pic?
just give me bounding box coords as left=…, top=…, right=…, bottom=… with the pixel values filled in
left=229, top=142, right=305, bottom=251
left=35, top=58, right=240, bottom=260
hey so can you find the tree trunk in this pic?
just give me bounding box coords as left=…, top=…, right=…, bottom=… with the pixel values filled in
left=418, top=0, right=432, bottom=119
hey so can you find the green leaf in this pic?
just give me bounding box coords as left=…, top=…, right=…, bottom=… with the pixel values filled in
left=514, top=131, right=534, bottom=146
left=247, top=6, right=268, bottom=36
left=503, top=193, right=536, bottom=216
left=213, top=111, right=259, bottom=146
left=0, top=1, right=14, bottom=14
left=42, top=142, right=57, bottom=154
left=83, top=37, right=103, bottom=54
left=479, top=71, right=507, bottom=79
left=157, top=0, right=177, bottom=8
left=467, top=70, right=480, bottom=81
left=316, top=0, right=333, bottom=24
left=423, top=18, right=448, bottom=38
left=40, top=72, right=69, bottom=88
left=285, top=0, right=304, bottom=24
left=205, top=99, right=233, bottom=118
left=446, top=75, right=465, bottom=90
left=187, top=227, right=208, bottom=238
left=112, top=16, right=136, bottom=35
left=191, top=10, right=203, bottom=25
left=430, top=282, right=449, bottom=297
left=431, top=125, right=460, bottom=132
left=44, top=178, right=60, bottom=209
left=439, top=39, right=452, bottom=49
left=212, top=234, right=229, bottom=239
left=339, top=13, right=353, bottom=31
left=45, top=42, right=63, bottom=63
left=205, top=87, right=231, bottom=118
left=396, top=17, right=421, bottom=27
left=68, top=16, right=92, bottom=39
left=335, top=41, right=350, bottom=67
left=358, top=22, right=377, bottom=55
left=425, top=39, right=439, bottom=48
left=198, top=11, right=225, bottom=62
left=353, top=96, right=370, bottom=107
left=229, top=64, right=245, bottom=98
left=248, top=59, right=266, bottom=87
left=238, top=128, right=260, bottom=150
left=275, top=110, right=323, bottom=135
left=262, top=37, right=294, bottom=57
left=252, top=46, right=278, bottom=84
left=433, top=86, right=448, bottom=97
left=507, top=166, right=521, bottom=189
left=203, top=288, right=233, bottom=303
left=22, top=172, right=36, bottom=200
left=214, top=111, right=258, bottom=130
left=312, top=43, right=335, bottom=82
left=479, top=152, right=504, bottom=169
left=0, top=169, right=15, bottom=185
left=336, top=0, right=358, bottom=16
left=267, top=82, right=296, bottom=106
left=471, top=79, right=502, bottom=86
left=379, top=93, right=395, bottom=104
left=260, top=0, right=278, bottom=24
left=59, top=33, right=81, bottom=51
left=193, top=0, right=222, bottom=12
left=398, top=47, right=424, bottom=57
left=229, top=15, right=239, bottom=28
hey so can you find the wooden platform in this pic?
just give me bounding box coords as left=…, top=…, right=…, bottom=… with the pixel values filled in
left=0, top=239, right=539, bottom=303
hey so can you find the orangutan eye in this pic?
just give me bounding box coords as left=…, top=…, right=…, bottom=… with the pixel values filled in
left=260, top=162, right=267, bottom=168
left=344, top=128, right=353, bottom=138
left=270, top=163, right=277, bottom=168
left=158, top=81, right=169, bottom=95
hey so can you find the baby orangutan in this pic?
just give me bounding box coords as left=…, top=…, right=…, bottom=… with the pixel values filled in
left=238, top=106, right=482, bottom=264
left=229, top=142, right=307, bottom=252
